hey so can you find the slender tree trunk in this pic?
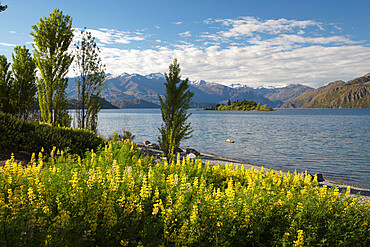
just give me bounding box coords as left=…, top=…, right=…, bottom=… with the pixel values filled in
left=82, top=75, right=85, bottom=129
left=49, top=79, right=53, bottom=123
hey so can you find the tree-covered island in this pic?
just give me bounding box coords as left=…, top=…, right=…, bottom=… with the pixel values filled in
left=205, top=99, right=273, bottom=111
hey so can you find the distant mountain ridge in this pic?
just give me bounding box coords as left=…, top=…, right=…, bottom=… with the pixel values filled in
left=253, top=84, right=313, bottom=103
left=67, top=98, right=118, bottom=109
left=66, top=73, right=312, bottom=108
left=110, top=99, right=160, bottom=108
left=281, top=73, right=370, bottom=108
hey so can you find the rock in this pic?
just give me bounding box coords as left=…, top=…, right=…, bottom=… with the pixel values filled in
left=148, top=143, right=159, bottom=149
left=186, top=148, right=200, bottom=156
left=226, top=139, right=235, bottom=143
left=188, top=153, right=196, bottom=159
left=315, top=174, right=325, bottom=182
left=308, top=173, right=325, bottom=182
left=143, top=140, right=151, bottom=146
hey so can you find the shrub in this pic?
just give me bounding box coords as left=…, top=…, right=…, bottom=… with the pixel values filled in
left=0, top=140, right=368, bottom=246
left=0, top=112, right=105, bottom=156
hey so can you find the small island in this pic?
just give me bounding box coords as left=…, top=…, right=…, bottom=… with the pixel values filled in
left=205, top=99, right=273, bottom=111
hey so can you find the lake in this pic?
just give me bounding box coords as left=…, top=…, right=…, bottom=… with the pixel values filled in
left=97, top=108, right=370, bottom=189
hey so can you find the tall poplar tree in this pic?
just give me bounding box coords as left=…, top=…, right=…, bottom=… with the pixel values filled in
left=12, top=46, right=37, bottom=120
left=158, top=58, right=194, bottom=162
left=31, top=8, right=74, bottom=126
left=74, top=29, right=106, bottom=132
left=0, top=55, right=13, bottom=113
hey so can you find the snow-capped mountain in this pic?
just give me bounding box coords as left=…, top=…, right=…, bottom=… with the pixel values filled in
left=145, top=73, right=165, bottom=80
left=230, top=83, right=254, bottom=90
left=66, top=72, right=312, bottom=108
left=189, top=80, right=208, bottom=86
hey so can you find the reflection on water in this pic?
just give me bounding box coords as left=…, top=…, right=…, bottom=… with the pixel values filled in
left=97, top=108, right=370, bottom=189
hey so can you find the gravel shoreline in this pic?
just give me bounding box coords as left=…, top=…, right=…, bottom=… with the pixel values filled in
left=137, top=143, right=370, bottom=203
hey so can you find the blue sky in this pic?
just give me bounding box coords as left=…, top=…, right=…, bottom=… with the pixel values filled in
left=1, top=0, right=369, bottom=88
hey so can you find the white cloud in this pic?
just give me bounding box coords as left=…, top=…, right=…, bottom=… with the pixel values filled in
left=74, top=28, right=146, bottom=45
left=68, top=17, right=370, bottom=88
left=9, top=31, right=16, bottom=34
left=203, top=18, right=213, bottom=25
left=249, top=34, right=358, bottom=47
left=202, top=17, right=322, bottom=42
left=0, top=42, right=16, bottom=47
left=179, top=31, right=191, bottom=37
left=217, top=17, right=320, bottom=37
left=172, top=21, right=183, bottom=25
left=95, top=43, right=370, bottom=88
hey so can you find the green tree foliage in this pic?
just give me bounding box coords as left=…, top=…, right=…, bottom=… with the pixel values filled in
left=158, top=58, right=194, bottom=162
left=206, top=99, right=273, bottom=111
left=11, top=46, right=37, bottom=120
left=0, top=55, right=13, bottom=113
left=74, top=29, right=106, bottom=132
left=30, top=8, right=74, bottom=126
left=0, top=1, right=7, bottom=12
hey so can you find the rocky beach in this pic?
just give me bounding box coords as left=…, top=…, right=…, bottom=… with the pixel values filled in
left=137, top=142, right=370, bottom=203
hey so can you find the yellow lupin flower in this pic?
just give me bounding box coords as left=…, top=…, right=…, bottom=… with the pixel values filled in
left=30, top=153, right=36, bottom=163
left=7, top=188, right=12, bottom=198
left=303, top=172, right=312, bottom=185
left=319, top=185, right=327, bottom=199
left=293, top=173, right=301, bottom=187
left=69, top=172, right=79, bottom=189
left=42, top=205, right=50, bottom=214
left=190, top=205, right=198, bottom=225
left=333, top=187, right=340, bottom=196
left=120, top=240, right=129, bottom=246
left=296, top=202, right=303, bottom=211
left=193, top=177, right=199, bottom=189
left=152, top=200, right=162, bottom=215
left=180, top=176, right=187, bottom=191
left=45, top=235, right=52, bottom=245
left=300, top=186, right=307, bottom=195
left=140, top=175, right=151, bottom=199
left=283, top=232, right=290, bottom=241
left=293, top=230, right=304, bottom=247
left=27, top=187, right=36, bottom=202
left=345, top=186, right=351, bottom=197
left=276, top=178, right=282, bottom=187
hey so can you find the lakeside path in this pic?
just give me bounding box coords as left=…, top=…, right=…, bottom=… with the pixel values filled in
left=137, top=143, right=370, bottom=204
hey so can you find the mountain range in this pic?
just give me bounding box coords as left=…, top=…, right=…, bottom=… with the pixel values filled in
left=66, top=73, right=312, bottom=108
left=66, top=72, right=370, bottom=109
left=281, top=73, right=370, bottom=108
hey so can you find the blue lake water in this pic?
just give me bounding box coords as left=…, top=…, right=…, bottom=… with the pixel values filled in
left=97, top=108, right=370, bottom=189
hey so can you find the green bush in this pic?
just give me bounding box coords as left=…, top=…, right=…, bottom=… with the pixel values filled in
left=0, top=112, right=105, bottom=156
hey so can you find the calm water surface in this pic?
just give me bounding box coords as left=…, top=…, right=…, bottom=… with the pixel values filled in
left=97, top=108, right=370, bottom=189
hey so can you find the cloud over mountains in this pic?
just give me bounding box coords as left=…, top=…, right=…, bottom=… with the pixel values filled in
left=70, top=16, right=370, bottom=88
